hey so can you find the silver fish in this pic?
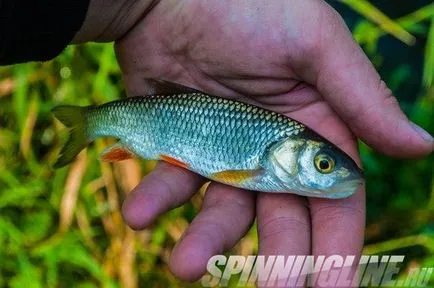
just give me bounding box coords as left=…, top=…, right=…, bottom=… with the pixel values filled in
left=52, top=80, right=363, bottom=198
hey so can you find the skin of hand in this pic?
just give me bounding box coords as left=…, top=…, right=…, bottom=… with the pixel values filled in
left=74, top=0, right=434, bottom=283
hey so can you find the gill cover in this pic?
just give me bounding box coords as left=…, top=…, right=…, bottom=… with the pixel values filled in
left=266, top=136, right=364, bottom=198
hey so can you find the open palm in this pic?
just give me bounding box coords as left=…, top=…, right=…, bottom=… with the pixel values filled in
left=114, top=0, right=432, bottom=282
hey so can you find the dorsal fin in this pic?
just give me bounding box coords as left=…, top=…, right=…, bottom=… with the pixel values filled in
left=144, top=79, right=203, bottom=96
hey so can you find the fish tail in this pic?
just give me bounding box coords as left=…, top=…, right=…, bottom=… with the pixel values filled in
left=51, top=105, right=88, bottom=168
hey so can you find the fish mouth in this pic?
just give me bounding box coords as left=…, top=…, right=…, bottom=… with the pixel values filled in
left=284, top=179, right=364, bottom=199
left=325, top=179, right=365, bottom=199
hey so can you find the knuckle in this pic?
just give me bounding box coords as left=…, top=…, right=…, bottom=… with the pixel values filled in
left=157, top=175, right=183, bottom=209
left=204, top=185, right=254, bottom=213
left=311, top=204, right=363, bottom=226
left=184, top=218, right=226, bottom=251
left=259, top=215, right=310, bottom=242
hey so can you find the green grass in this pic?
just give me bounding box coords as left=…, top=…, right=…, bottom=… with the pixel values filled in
left=0, top=1, right=433, bottom=287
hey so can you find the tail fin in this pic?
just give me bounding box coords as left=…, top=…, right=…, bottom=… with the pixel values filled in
left=52, top=105, right=88, bottom=168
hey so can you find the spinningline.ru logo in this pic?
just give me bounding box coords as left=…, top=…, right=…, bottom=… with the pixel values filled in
left=201, top=255, right=433, bottom=287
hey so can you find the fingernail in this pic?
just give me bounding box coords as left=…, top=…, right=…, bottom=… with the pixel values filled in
left=410, top=122, right=434, bottom=143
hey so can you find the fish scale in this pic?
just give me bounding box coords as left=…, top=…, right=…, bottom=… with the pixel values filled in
left=83, top=93, right=305, bottom=190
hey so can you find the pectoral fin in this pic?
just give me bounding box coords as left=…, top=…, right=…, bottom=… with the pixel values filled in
left=210, top=169, right=263, bottom=185
left=100, top=143, right=135, bottom=162
left=160, top=154, right=190, bottom=169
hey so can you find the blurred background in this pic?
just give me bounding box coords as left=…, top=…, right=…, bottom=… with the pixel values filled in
left=0, top=0, right=433, bottom=287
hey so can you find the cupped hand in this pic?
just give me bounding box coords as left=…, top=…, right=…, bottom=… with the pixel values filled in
left=112, top=0, right=434, bottom=282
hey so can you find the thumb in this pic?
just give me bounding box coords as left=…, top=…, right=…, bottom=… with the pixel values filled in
left=301, top=2, right=433, bottom=158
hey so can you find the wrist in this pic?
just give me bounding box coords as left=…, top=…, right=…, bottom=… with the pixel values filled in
left=72, top=0, right=158, bottom=43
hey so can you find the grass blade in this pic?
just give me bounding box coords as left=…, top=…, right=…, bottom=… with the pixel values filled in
left=423, top=17, right=434, bottom=88
left=339, top=0, right=416, bottom=45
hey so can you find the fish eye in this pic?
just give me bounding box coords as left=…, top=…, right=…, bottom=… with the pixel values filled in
left=314, top=153, right=335, bottom=174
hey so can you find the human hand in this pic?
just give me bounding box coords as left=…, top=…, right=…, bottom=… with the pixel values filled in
left=75, top=0, right=434, bottom=282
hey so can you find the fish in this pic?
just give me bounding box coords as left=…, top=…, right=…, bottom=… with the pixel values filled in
left=51, top=80, right=363, bottom=199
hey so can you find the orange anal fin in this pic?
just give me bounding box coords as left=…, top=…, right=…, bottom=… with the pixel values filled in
left=210, top=169, right=262, bottom=185
left=100, top=144, right=135, bottom=162
left=160, top=155, right=189, bottom=169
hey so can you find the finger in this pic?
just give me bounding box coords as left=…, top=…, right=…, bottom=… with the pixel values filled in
left=298, top=1, right=433, bottom=157
left=309, top=188, right=365, bottom=286
left=169, top=183, right=255, bottom=282
left=256, top=193, right=311, bottom=287
left=122, top=162, right=204, bottom=230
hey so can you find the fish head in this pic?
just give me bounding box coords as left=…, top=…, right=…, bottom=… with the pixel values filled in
left=267, top=134, right=364, bottom=198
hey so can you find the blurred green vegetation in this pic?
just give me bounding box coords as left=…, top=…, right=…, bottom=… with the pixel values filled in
left=0, top=1, right=433, bottom=287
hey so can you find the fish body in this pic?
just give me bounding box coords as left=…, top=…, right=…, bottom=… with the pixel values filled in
left=52, top=81, right=363, bottom=198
